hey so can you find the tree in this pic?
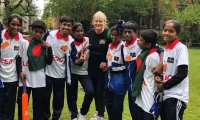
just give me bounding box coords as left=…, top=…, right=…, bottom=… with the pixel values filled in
left=0, top=0, right=39, bottom=24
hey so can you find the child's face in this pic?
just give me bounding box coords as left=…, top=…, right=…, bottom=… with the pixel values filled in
left=93, top=16, right=105, bottom=31
left=111, top=30, right=121, bottom=44
left=162, top=23, right=178, bottom=43
left=122, top=29, right=135, bottom=43
left=73, top=26, right=84, bottom=40
left=60, top=21, right=73, bottom=36
left=138, top=36, right=151, bottom=49
left=32, top=28, right=45, bottom=40
left=8, top=18, right=21, bottom=35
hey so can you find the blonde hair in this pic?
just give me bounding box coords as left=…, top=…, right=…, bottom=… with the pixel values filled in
left=92, top=11, right=108, bottom=28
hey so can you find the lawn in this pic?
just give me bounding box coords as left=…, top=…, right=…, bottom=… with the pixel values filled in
left=14, top=48, right=200, bottom=120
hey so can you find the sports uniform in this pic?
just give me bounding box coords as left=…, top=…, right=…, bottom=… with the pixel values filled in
left=67, top=37, right=94, bottom=120
left=17, top=35, right=53, bottom=120
left=161, top=39, right=188, bottom=120
left=43, top=30, right=80, bottom=120
left=135, top=49, right=160, bottom=120
left=123, top=36, right=141, bottom=119
left=104, top=40, right=126, bottom=120
left=0, top=29, right=26, bottom=120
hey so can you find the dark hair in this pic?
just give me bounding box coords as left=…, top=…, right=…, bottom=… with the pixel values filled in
left=31, top=20, right=47, bottom=32
left=163, top=20, right=181, bottom=34
left=72, top=23, right=83, bottom=33
left=140, top=29, right=158, bottom=48
left=59, top=16, right=74, bottom=25
left=7, top=14, right=22, bottom=26
left=122, top=21, right=138, bottom=33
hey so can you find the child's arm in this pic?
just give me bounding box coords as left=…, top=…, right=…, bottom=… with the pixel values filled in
left=152, top=46, right=164, bottom=75
left=46, top=46, right=53, bottom=65
left=70, top=42, right=85, bottom=66
left=157, top=65, right=188, bottom=91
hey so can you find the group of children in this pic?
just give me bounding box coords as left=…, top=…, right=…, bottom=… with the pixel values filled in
left=0, top=12, right=188, bottom=120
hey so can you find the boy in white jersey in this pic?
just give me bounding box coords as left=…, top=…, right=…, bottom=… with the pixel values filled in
left=0, top=14, right=26, bottom=120
left=155, top=20, right=188, bottom=120
left=132, top=29, right=160, bottom=120
left=43, top=17, right=86, bottom=120
left=17, top=20, right=53, bottom=120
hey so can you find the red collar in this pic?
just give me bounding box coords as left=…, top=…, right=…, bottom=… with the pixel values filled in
left=56, top=30, right=69, bottom=41
left=148, top=48, right=157, bottom=55
left=165, top=38, right=179, bottom=49
left=4, top=29, right=20, bottom=40
left=110, top=40, right=122, bottom=49
left=74, top=37, right=86, bottom=46
left=125, top=36, right=138, bottom=47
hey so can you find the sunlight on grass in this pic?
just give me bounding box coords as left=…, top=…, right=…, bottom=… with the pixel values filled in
left=14, top=48, right=200, bottom=120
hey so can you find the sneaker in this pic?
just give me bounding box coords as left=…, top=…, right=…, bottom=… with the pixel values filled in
left=72, top=118, right=77, bottom=120
left=90, top=116, right=104, bottom=120
left=90, top=111, right=98, bottom=120
left=78, top=110, right=86, bottom=120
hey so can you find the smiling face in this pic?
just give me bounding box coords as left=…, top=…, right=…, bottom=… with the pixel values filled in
left=8, top=18, right=21, bottom=36
left=111, top=29, right=121, bottom=44
left=73, top=26, right=84, bottom=40
left=93, top=16, right=105, bottom=32
left=162, top=23, right=178, bottom=44
left=60, top=21, right=73, bottom=37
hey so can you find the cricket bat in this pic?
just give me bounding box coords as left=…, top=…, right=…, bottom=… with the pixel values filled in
left=22, top=74, right=29, bottom=120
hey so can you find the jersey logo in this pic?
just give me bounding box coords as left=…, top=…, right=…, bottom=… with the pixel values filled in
left=99, top=39, right=106, bottom=44
left=114, top=56, right=119, bottom=61
left=130, top=52, right=136, bottom=57
left=1, top=41, right=9, bottom=49
left=167, top=57, right=174, bottom=63
left=14, top=46, right=19, bottom=50
left=61, top=45, right=68, bottom=51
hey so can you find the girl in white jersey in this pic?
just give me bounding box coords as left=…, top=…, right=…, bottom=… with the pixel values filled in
left=67, top=23, right=94, bottom=120
left=0, top=14, right=26, bottom=120
left=155, top=20, right=189, bottom=120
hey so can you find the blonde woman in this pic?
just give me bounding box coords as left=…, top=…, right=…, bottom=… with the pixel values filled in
left=86, top=11, right=111, bottom=120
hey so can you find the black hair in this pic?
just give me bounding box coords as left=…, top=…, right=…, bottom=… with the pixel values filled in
left=72, top=23, right=83, bottom=33
left=163, top=20, right=181, bottom=34
left=31, top=20, right=47, bottom=32
left=59, top=16, right=74, bottom=25
left=111, top=20, right=124, bottom=34
left=140, top=29, right=158, bottom=48
left=7, top=14, right=22, bottom=26
left=122, top=21, right=138, bottom=33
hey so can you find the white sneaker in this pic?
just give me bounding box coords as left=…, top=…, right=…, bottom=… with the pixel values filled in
left=90, top=111, right=98, bottom=120
left=78, top=110, right=86, bottom=120
left=72, top=118, right=77, bottom=120
left=90, top=116, right=104, bottom=120
left=97, top=116, right=104, bottom=120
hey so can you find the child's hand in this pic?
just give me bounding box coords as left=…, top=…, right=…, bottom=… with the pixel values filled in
left=156, top=83, right=164, bottom=93
left=78, top=42, right=91, bottom=55
left=155, top=75, right=163, bottom=83
left=100, top=62, right=110, bottom=71
left=79, top=53, right=86, bottom=62
left=19, top=72, right=26, bottom=82
left=152, top=63, right=163, bottom=75
left=42, top=40, right=51, bottom=48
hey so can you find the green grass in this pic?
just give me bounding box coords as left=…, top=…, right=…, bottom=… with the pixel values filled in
left=14, top=48, right=200, bottom=120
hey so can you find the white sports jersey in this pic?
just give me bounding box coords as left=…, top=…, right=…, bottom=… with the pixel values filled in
left=135, top=51, right=160, bottom=113
left=45, top=30, right=74, bottom=78
left=18, top=39, right=46, bottom=88
left=163, top=40, right=189, bottom=103
left=107, top=40, right=125, bottom=70
left=0, top=30, right=23, bottom=82
left=71, top=37, right=89, bottom=75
